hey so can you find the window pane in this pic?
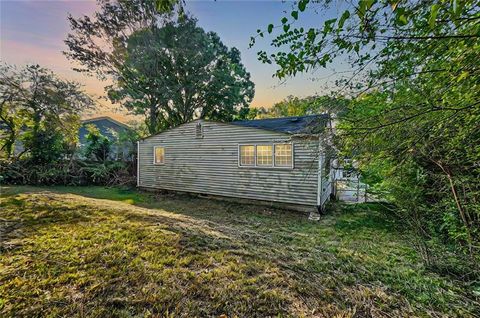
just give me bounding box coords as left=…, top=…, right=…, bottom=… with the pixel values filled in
left=256, top=145, right=273, bottom=166
left=240, top=145, right=255, bottom=166
left=274, top=144, right=293, bottom=167
left=154, top=147, right=164, bottom=164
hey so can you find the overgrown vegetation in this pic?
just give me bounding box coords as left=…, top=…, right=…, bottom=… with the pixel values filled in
left=83, top=124, right=114, bottom=162
left=256, top=0, right=480, bottom=274
left=0, top=64, right=92, bottom=161
left=0, top=160, right=134, bottom=186
left=1, top=186, right=478, bottom=317
left=0, top=63, right=140, bottom=186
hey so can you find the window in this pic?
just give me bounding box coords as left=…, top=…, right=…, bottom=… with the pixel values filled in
left=238, top=143, right=293, bottom=169
left=274, top=144, right=293, bottom=167
left=256, top=145, right=273, bottom=166
left=239, top=145, right=255, bottom=166
left=154, top=146, right=165, bottom=164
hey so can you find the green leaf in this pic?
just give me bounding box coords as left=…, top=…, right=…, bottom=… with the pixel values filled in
left=249, top=36, right=255, bottom=48
left=268, top=24, right=274, bottom=33
left=457, top=71, right=469, bottom=82
left=358, top=0, right=375, bottom=18
left=429, top=4, right=440, bottom=28
left=291, top=10, right=299, bottom=20
left=283, top=24, right=290, bottom=32
left=324, top=18, right=337, bottom=33
left=281, top=17, right=288, bottom=24
left=338, top=10, right=350, bottom=29
left=397, top=14, right=408, bottom=26
left=307, top=28, right=316, bottom=41
left=298, top=0, right=308, bottom=12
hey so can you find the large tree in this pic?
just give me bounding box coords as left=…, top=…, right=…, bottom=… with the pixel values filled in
left=109, top=17, right=254, bottom=132
left=65, top=1, right=254, bottom=134
left=0, top=64, right=93, bottom=163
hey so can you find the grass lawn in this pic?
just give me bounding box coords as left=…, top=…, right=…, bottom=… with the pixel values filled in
left=0, top=186, right=478, bottom=317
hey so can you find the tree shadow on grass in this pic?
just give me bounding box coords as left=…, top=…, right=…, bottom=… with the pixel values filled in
left=0, top=194, right=92, bottom=251
left=0, top=190, right=303, bottom=317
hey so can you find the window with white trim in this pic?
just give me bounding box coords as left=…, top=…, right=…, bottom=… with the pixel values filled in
left=274, top=144, right=293, bottom=167
left=154, top=146, right=165, bottom=164
left=239, top=145, right=255, bottom=166
left=256, top=145, right=273, bottom=166
left=238, top=143, right=293, bottom=168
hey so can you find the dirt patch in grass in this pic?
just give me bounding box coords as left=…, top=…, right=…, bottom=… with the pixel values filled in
left=0, top=186, right=478, bottom=317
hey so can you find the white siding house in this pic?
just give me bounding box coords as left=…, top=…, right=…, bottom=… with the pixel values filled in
left=137, top=115, right=334, bottom=214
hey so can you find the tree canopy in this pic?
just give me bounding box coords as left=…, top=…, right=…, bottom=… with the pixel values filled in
left=108, top=17, right=254, bottom=132
left=264, top=95, right=349, bottom=118
left=0, top=64, right=93, bottom=163
left=65, top=1, right=254, bottom=134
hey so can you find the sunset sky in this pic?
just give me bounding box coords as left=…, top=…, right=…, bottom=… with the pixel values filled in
left=1, top=0, right=344, bottom=123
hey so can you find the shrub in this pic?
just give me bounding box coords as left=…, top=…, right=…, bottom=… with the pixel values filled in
left=0, top=159, right=136, bottom=186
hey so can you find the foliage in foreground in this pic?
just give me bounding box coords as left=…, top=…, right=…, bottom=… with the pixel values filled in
left=256, top=0, right=480, bottom=262
left=0, top=186, right=478, bottom=317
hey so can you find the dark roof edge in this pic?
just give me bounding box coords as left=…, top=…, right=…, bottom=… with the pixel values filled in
left=82, top=116, right=130, bottom=130
left=138, top=119, right=298, bottom=142
left=234, top=113, right=329, bottom=122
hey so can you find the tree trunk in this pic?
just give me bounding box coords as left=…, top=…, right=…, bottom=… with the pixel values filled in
left=433, top=159, right=473, bottom=255
left=148, top=103, right=157, bottom=135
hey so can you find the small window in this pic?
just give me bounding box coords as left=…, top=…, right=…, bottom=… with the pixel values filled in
left=256, top=145, right=273, bottom=166
left=239, top=145, right=255, bottom=166
left=274, top=144, right=293, bottom=167
left=154, top=146, right=165, bottom=164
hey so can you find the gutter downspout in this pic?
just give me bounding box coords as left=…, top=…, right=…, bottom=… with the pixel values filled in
left=136, top=141, right=140, bottom=187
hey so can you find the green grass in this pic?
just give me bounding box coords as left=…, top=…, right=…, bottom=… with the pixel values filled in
left=0, top=186, right=478, bottom=317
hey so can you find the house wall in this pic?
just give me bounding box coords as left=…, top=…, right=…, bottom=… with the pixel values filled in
left=138, top=120, right=326, bottom=208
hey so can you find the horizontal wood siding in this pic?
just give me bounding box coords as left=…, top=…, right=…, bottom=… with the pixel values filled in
left=138, top=120, right=323, bottom=207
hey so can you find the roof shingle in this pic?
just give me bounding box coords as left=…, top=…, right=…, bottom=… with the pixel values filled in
left=231, top=114, right=329, bottom=134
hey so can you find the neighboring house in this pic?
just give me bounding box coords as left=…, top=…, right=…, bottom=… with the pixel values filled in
left=80, top=117, right=132, bottom=160
left=137, top=115, right=336, bottom=216
left=2, top=116, right=132, bottom=160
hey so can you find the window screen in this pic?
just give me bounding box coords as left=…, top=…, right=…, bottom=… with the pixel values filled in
left=274, top=144, right=293, bottom=167
left=239, top=145, right=255, bottom=166
left=154, top=147, right=165, bottom=164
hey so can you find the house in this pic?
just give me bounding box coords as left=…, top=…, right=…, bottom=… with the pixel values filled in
left=137, top=115, right=336, bottom=216
left=2, top=116, right=132, bottom=160
left=80, top=117, right=133, bottom=160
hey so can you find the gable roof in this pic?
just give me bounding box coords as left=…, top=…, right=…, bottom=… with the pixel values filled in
left=231, top=114, right=329, bottom=134
left=79, top=116, right=131, bottom=144
left=82, top=116, right=130, bottom=130
left=139, top=114, right=330, bottom=141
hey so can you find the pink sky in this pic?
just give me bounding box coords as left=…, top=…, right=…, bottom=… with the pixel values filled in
left=0, top=0, right=131, bottom=122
